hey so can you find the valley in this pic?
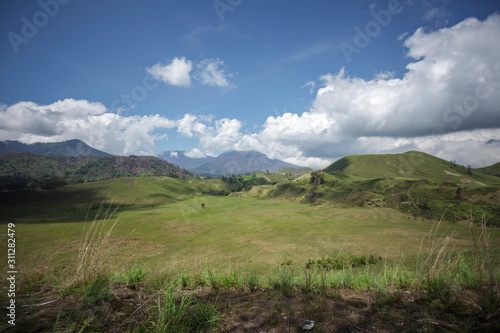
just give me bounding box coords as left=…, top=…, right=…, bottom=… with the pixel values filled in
left=1, top=148, right=499, bottom=332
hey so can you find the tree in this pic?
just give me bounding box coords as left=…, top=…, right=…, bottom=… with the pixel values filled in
left=467, top=165, right=472, bottom=175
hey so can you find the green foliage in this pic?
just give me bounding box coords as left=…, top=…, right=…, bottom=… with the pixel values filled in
left=148, top=287, right=220, bottom=332
left=307, top=255, right=380, bottom=271
left=244, top=272, right=260, bottom=291
left=125, top=266, right=146, bottom=287
left=81, top=273, right=112, bottom=305
left=0, top=153, right=193, bottom=190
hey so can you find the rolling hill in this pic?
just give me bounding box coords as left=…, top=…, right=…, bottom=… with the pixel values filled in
left=476, top=162, right=500, bottom=177
left=0, top=139, right=110, bottom=156
left=235, top=151, right=500, bottom=224
left=323, top=151, right=500, bottom=186
left=276, top=167, right=314, bottom=177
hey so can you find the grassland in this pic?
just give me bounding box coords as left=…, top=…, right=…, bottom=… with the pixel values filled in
left=1, top=171, right=500, bottom=331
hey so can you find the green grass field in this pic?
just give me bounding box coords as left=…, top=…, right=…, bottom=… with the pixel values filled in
left=1, top=174, right=500, bottom=332
left=2, top=178, right=499, bottom=279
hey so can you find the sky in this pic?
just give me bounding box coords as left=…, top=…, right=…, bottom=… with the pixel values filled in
left=1, top=0, right=499, bottom=168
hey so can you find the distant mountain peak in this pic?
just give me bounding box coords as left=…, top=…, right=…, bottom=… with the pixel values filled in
left=158, top=149, right=301, bottom=176
left=0, top=139, right=111, bottom=157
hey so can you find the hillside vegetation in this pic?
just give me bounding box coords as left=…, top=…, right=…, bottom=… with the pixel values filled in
left=477, top=161, right=500, bottom=177
left=236, top=152, right=500, bottom=225
left=0, top=153, right=193, bottom=190
left=1, top=150, right=500, bottom=332
left=324, top=151, right=500, bottom=185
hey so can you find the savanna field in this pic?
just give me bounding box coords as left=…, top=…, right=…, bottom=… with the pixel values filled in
left=1, top=155, right=500, bottom=332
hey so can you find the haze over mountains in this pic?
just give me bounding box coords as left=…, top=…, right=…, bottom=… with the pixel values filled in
left=158, top=150, right=301, bottom=177
left=0, top=139, right=110, bottom=157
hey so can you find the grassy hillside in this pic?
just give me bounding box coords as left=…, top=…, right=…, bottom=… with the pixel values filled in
left=239, top=170, right=500, bottom=225
left=324, top=151, right=500, bottom=186
left=0, top=176, right=243, bottom=215
left=0, top=153, right=193, bottom=189
left=276, top=167, right=314, bottom=177
left=476, top=161, right=500, bottom=177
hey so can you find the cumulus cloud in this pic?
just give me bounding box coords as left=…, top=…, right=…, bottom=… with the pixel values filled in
left=147, top=57, right=193, bottom=87
left=3, top=16, right=500, bottom=169
left=223, top=14, right=500, bottom=167
left=175, top=114, right=243, bottom=152
left=0, top=99, right=177, bottom=156
left=147, top=57, right=235, bottom=89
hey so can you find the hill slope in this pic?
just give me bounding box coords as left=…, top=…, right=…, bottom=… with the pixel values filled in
left=476, top=162, right=500, bottom=177
left=0, top=154, right=193, bottom=189
left=0, top=139, right=110, bottom=156
left=324, top=151, right=499, bottom=186
left=277, top=167, right=314, bottom=177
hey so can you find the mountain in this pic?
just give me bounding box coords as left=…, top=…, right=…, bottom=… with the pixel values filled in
left=159, top=150, right=301, bottom=177
left=158, top=150, right=214, bottom=170
left=0, top=154, right=193, bottom=190
left=323, top=151, right=500, bottom=185
left=0, top=139, right=110, bottom=156
left=190, top=150, right=301, bottom=176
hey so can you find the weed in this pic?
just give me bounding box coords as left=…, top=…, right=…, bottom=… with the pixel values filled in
left=147, top=287, right=220, bottom=332
left=222, top=270, right=240, bottom=288
left=244, top=271, right=260, bottom=291
left=81, top=273, right=112, bottom=305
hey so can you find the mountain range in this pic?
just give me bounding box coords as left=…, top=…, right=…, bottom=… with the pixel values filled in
left=158, top=150, right=301, bottom=176
left=0, top=139, right=110, bottom=156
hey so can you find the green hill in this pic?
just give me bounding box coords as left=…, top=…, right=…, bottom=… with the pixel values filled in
left=0, top=153, right=193, bottom=190
left=476, top=162, right=500, bottom=177
left=276, top=167, right=314, bottom=177
left=324, top=151, right=499, bottom=186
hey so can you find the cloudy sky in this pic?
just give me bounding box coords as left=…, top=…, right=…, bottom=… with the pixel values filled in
left=1, top=0, right=499, bottom=168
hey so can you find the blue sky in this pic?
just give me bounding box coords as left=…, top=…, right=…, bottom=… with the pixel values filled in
left=1, top=0, right=500, bottom=168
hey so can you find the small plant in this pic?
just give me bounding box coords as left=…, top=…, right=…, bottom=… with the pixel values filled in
left=148, top=287, right=220, bottom=332
left=126, top=265, right=146, bottom=289
left=245, top=272, right=259, bottom=291
left=82, top=273, right=112, bottom=305
left=222, top=270, right=240, bottom=288
left=201, top=203, right=206, bottom=209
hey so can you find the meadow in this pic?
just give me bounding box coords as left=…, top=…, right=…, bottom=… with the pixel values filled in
left=1, top=175, right=499, bottom=331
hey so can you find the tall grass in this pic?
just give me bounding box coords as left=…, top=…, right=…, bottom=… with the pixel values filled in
left=144, top=286, right=220, bottom=332
left=76, top=200, right=120, bottom=279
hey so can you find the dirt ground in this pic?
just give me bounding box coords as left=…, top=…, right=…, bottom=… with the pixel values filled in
left=3, top=286, right=499, bottom=332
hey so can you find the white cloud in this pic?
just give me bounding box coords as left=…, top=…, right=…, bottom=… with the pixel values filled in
left=147, top=57, right=235, bottom=89
left=196, top=14, right=500, bottom=168
left=3, top=16, right=500, bottom=169
left=175, top=114, right=243, bottom=152
left=147, top=57, right=193, bottom=87
left=0, top=99, right=176, bottom=156
left=185, top=148, right=208, bottom=158
left=195, top=59, right=235, bottom=88
left=397, top=32, right=408, bottom=41
left=300, top=81, right=316, bottom=94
